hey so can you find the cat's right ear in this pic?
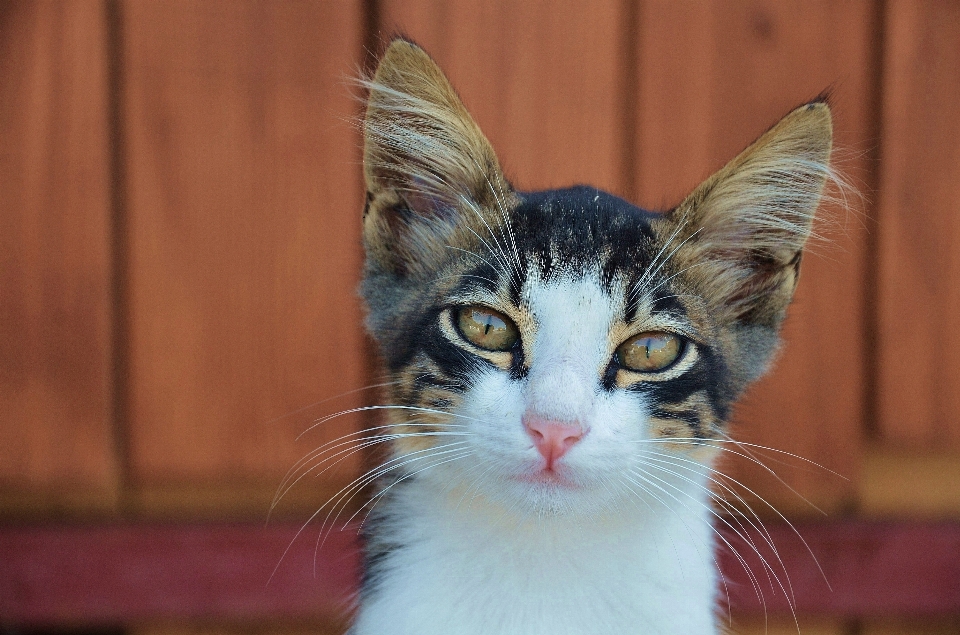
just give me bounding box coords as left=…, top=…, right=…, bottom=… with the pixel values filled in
left=361, top=39, right=511, bottom=277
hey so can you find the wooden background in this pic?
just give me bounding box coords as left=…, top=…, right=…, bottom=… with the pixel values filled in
left=2, top=1, right=959, bottom=634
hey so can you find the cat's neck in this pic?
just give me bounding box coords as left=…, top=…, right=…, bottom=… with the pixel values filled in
left=353, top=474, right=721, bottom=635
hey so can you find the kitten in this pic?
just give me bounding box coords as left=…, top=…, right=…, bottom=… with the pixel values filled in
left=350, top=38, right=834, bottom=635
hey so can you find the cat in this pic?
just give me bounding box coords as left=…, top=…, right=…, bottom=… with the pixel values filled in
left=345, top=38, right=836, bottom=635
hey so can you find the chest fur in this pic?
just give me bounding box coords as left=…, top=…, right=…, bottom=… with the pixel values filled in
left=352, top=485, right=720, bottom=635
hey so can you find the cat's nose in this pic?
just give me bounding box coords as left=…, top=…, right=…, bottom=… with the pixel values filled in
left=522, top=414, right=585, bottom=469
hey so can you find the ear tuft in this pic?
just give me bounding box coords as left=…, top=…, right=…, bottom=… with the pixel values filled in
left=661, top=101, right=837, bottom=326
left=360, top=39, right=511, bottom=276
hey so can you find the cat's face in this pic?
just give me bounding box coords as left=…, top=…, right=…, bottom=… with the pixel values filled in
left=359, top=40, right=833, bottom=516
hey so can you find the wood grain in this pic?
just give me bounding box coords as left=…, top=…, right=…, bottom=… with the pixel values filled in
left=0, top=1, right=117, bottom=513
left=876, top=1, right=960, bottom=448
left=121, top=1, right=367, bottom=509
left=634, top=0, right=875, bottom=513
left=378, top=0, right=628, bottom=195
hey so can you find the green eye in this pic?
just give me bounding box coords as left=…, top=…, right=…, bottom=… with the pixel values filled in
left=456, top=306, right=519, bottom=351
left=615, top=332, right=682, bottom=372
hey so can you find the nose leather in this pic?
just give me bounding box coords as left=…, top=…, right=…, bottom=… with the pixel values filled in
left=522, top=413, right=585, bottom=469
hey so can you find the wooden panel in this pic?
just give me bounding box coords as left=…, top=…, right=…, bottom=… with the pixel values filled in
left=860, top=449, right=960, bottom=518
left=0, top=1, right=117, bottom=513
left=3, top=521, right=959, bottom=624
left=634, top=0, right=875, bottom=513
left=0, top=524, right=359, bottom=624
left=122, top=1, right=367, bottom=509
left=733, top=620, right=846, bottom=635
left=863, top=621, right=960, bottom=635
left=378, top=0, right=628, bottom=195
left=716, top=521, right=960, bottom=617
left=132, top=624, right=346, bottom=635
left=876, top=2, right=960, bottom=448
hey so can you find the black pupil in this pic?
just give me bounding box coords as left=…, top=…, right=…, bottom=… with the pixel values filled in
left=480, top=312, right=504, bottom=336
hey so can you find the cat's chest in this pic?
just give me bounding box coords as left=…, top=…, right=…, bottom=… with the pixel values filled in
left=352, top=490, right=719, bottom=635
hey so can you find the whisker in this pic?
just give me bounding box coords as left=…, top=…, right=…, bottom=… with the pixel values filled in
left=297, top=404, right=492, bottom=440
left=638, top=439, right=833, bottom=590
left=271, top=426, right=471, bottom=516
left=637, top=454, right=797, bottom=608
left=350, top=449, right=475, bottom=530
left=263, top=379, right=400, bottom=425
left=626, top=468, right=771, bottom=621
left=316, top=445, right=474, bottom=558
left=269, top=441, right=470, bottom=584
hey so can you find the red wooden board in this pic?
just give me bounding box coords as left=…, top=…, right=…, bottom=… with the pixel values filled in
left=0, top=524, right=359, bottom=624
left=1, top=522, right=957, bottom=625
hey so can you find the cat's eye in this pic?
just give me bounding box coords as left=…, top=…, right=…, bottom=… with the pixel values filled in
left=456, top=306, right=519, bottom=351
left=615, top=332, right=682, bottom=373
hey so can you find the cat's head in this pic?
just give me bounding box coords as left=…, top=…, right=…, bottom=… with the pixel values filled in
left=359, top=39, right=834, bottom=516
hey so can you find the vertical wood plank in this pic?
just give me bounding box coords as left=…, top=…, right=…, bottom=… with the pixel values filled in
left=634, top=0, right=875, bottom=512
left=378, top=0, right=628, bottom=195
left=876, top=1, right=960, bottom=448
left=0, top=1, right=117, bottom=513
left=122, top=1, right=366, bottom=512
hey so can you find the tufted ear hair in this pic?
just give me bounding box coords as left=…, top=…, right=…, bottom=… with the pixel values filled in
left=661, top=101, right=835, bottom=329
left=361, top=39, right=512, bottom=277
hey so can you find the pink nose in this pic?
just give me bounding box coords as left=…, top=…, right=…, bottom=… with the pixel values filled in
left=523, top=414, right=585, bottom=469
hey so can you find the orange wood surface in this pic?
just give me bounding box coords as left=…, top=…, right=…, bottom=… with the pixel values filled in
left=120, top=1, right=367, bottom=505
left=378, top=0, right=629, bottom=196
left=876, top=1, right=960, bottom=448
left=4, top=0, right=958, bottom=528
left=632, top=0, right=876, bottom=512
left=0, top=1, right=117, bottom=511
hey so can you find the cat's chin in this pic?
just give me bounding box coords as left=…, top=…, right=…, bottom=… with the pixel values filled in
left=484, top=468, right=624, bottom=518
left=514, top=466, right=578, bottom=488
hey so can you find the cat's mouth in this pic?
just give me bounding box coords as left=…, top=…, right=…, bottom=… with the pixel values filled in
left=516, top=466, right=578, bottom=488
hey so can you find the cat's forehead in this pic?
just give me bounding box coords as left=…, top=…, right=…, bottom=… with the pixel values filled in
left=442, top=185, right=694, bottom=321
left=510, top=186, right=663, bottom=284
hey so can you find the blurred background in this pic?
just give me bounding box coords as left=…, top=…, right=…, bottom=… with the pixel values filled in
left=1, top=1, right=959, bottom=634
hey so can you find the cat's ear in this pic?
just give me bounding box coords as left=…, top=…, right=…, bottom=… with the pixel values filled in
left=361, top=39, right=511, bottom=276
left=663, top=101, right=834, bottom=329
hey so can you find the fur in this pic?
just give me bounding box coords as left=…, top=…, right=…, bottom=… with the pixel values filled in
left=339, top=39, right=839, bottom=635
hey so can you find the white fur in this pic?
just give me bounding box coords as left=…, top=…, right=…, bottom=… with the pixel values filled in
left=352, top=272, right=723, bottom=635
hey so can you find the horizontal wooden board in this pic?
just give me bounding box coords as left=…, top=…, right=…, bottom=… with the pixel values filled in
left=717, top=521, right=960, bottom=617
left=0, top=1, right=118, bottom=511
left=132, top=623, right=346, bottom=635
left=633, top=0, right=875, bottom=513
left=862, top=621, right=960, bottom=635
left=859, top=448, right=960, bottom=518
left=0, top=524, right=359, bottom=624
left=120, top=1, right=368, bottom=500
left=2, top=521, right=958, bottom=625
left=876, top=0, right=960, bottom=448
left=733, top=620, right=847, bottom=635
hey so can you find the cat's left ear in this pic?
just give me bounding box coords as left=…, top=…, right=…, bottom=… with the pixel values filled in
left=361, top=39, right=512, bottom=277
left=662, top=101, right=834, bottom=329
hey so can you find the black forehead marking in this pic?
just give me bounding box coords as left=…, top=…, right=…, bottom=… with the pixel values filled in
left=650, top=293, right=686, bottom=316
left=510, top=186, right=661, bottom=284
left=507, top=251, right=528, bottom=306
left=449, top=260, right=502, bottom=297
